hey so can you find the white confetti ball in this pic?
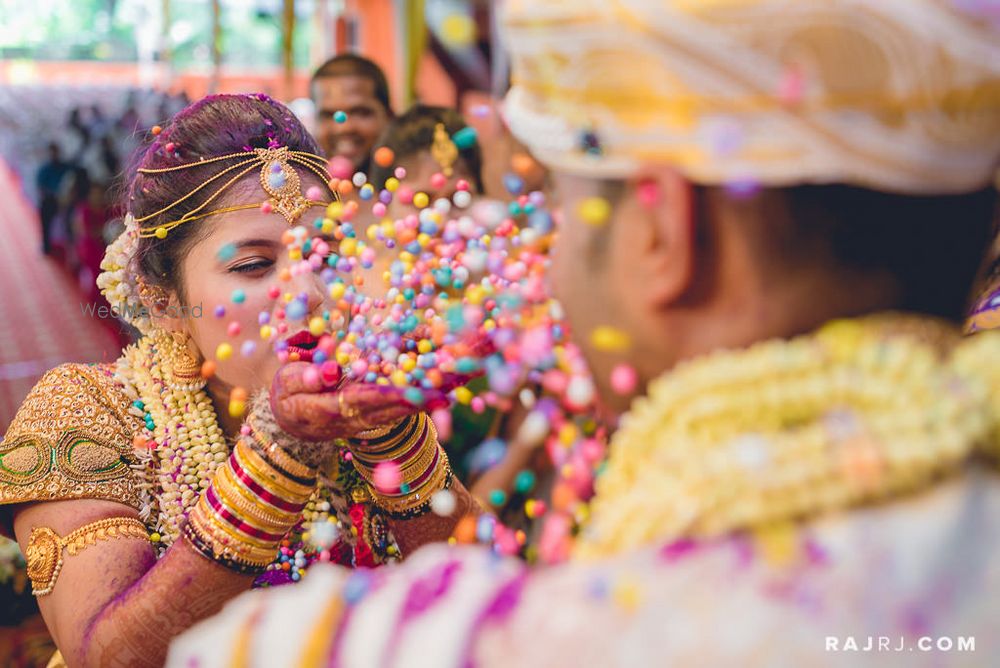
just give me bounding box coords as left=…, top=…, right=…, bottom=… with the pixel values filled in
left=430, top=489, right=457, bottom=516
left=452, top=190, right=473, bottom=209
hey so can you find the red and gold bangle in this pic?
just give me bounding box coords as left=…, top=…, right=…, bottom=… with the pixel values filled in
left=184, top=435, right=314, bottom=573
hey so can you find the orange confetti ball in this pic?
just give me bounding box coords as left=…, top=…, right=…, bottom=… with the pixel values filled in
left=200, top=360, right=217, bottom=379
left=373, top=146, right=395, bottom=168
left=337, top=180, right=355, bottom=196
left=151, top=125, right=162, bottom=136
left=453, top=515, right=477, bottom=544
left=230, top=387, right=248, bottom=402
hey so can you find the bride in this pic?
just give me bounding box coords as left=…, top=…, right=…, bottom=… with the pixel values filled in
left=0, top=93, right=479, bottom=668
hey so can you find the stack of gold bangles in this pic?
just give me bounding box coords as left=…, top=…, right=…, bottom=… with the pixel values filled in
left=349, top=413, right=453, bottom=519
left=184, top=435, right=317, bottom=574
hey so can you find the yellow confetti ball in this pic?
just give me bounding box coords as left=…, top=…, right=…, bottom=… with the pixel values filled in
left=366, top=224, right=379, bottom=241
left=612, top=578, right=642, bottom=612
left=288, top=248, right=302, bottom=261
left=440, top=13, right=476, bottom=47
left=321, top=218, right=335, bottom=235
left=260, top=325, right=273, bottom=340
left=413, top=192, right=430, bottom=209
left=417, top=233, right=431, bottom=248
left=336, top=352, right=351, bottom=366
left=391, top=370, right=408, bottom=387
left=578, top=196, right=612, bottom=227
left=466, top=286, right=485, bottom=305
left=417, top=339, right=433, bottom=354
left=559, top=423, right=578, bottom=445
left=228, top=400, right=246, bottom=418
left=150, top=532, right=162, bottom=543
left=326, top=202, right=343, bottom=220
left=590, top=325, right=632, bottom=352
left=401, top=356, right=417, bottom=372
left=329, top=283, right=346, bottom=300
left=340, top=238, right=357, bottom=257
left=753, top=521, right=799, bottom=567
left=308, top=317, right=325, bottom=337
left=454, top=386, right=473, bottom=405
left=216, top=343, right=233, bottom=361
left=384, top=177, right=400, bottom=192
left=380, top=220, right=395, bottom=238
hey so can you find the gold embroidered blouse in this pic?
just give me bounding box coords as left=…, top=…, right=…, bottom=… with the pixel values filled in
left=0, top=363, right=143, bottom=534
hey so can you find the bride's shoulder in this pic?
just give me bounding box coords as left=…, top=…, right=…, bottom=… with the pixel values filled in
left=0, top=361, right=144, bottom=512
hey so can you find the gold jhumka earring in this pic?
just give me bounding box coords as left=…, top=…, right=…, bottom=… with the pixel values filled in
left=430, top=123, right=458, bottom=178
left=168, top=331, right=205, bottom=392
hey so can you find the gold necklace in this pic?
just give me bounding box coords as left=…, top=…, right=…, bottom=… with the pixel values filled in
left=576, top=314, right=1000, bottom=559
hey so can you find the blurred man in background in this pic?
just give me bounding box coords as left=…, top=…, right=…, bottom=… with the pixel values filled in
left=311, top=54, right=394, bottom=174
left=35, top=143, right=68, bottom=255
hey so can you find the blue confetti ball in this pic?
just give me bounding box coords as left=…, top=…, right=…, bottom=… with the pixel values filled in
left=333, top=110, right=347, bottom=123
left=216, top=243, right=236, bottom=261
left=452, top=126, right=478, bottom=150
left=403, top=387, right=425, bottom=405
left=503, top=173, right=524, bottom=195
left=231, top=289, right=245, bottom=304
left=285, top=300, right=308, bottom=321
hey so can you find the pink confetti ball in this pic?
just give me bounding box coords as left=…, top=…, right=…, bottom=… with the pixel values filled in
left=610, top=364, right=638, bottom=394
left=373, top=461, right=402, bottom=493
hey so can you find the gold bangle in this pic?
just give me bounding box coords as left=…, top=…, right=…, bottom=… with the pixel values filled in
left=211, top=470, right=302, bottom=535
left=235, top=439, right=316, bottom=501
left=26, top=518, right=149, bottom=596
left=371, top=461, right=452, bottom=514
left=216, top=464, right=303, bottom=527
left=188, top=503, right=281, bottom=564
left=246, top=414, right=317, bottom=480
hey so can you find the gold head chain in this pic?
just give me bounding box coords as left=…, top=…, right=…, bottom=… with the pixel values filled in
left=134, top=147, right=337, bottom=239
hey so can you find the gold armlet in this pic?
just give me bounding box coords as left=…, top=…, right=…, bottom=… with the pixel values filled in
left=26, top=517, right=149, bottom=596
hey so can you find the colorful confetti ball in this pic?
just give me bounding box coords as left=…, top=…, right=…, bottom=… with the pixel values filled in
left=228, top=401, right=246, bottom=418
left=328, top=156, right=354, bottom=180
left=260, top=201, right=273, bottom=214
left=514, top=469, right=536, bottom=494
left=217, top=243, right=236, bottom=261
left=452, top=126, right=478, bottom=150
left=216, top=343, right=233, bottom=361
left=151, top=125, right=162, bottom=135
left=308, top=316, right=325, bottom=336
left=373, top=461, right=402, bottom=494
left=488, top=488, right=508, bottom=507
left=373, top=146, right=395, bottom=168
left=440, top=13, right=476, bottom=47
left=333, top=110, right=347, bottom=123
left=590, top=325, right=632, bottom=352
left=611, top=363, right=639, bottom=394
left=306, top=185, right=323, bottom=201
left=412, top=191, right=430, bottom=209
left=226, top=321, right=241, bottom=337
left=430, top=172, right=447, bottom=190
left=578, top=196, right=612, bottom=226
left=200, top=360, right=217, bottom=379
left=430, top=489, right=457, bottom=516
left=231, top=289, right=246, bottom=304
left=453, top=190, right=472, bottom=209
left=214, top=305, right=226, bottom=318
left=240, top=340, right=257, bottom=356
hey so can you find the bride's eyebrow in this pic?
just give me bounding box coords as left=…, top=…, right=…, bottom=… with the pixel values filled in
left=229, top=238, right=281, bottom=250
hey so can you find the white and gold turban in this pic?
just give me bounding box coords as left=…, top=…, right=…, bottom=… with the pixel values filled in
left=501, top=0, right=1000, bottom=194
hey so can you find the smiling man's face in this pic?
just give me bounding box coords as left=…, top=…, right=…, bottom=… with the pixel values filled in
left=313, top=75, right=391, bottom=171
